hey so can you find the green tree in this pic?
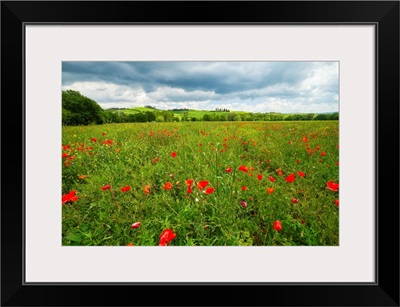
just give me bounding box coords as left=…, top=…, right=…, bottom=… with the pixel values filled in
left=145, top=111, right=156, bottom=122
left=62, top=90, right=104, bottom=125
left=314, top=113, right=328, bottom=120
left=203, top=114, right=212, bottom=121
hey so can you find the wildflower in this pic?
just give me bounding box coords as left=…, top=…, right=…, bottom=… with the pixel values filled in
left=334, top=199, right=339, bottom=206
left=186, top=179, right=194, bottom=187
left=196, top=180, right=209, bottom=190
left=126, top=243, right=134, bottom=246
left=154, top=157, right=159, bottom=163
left=91, top=137, right=97, bottom=142
left=163, top=182, right=173, bottom=190
left=273, top=220, right=282, bottom=231
left=269, top=176, right=275, bottom=183
left=276, top=168, right=283, bottom=176
left=321, top=151, right=326, bottom=157
left=292, top=198, right=299, bottom=204
left=131, top=222, right=141, bottom=229
left=205, top=187, right=215, bottom=194
left=266, top=187, right=274, bottom=194
left=285, top=173, right=296, bottom=183
left=159, top=229, right=176, bottom=246
left=298, top=171, right=306, bottom=178
left=241, top=186, right=248, bottom=191
left=238, top=165, right=248, bottom=172
left=327, top=181, right=339, bottom=192
left=102, top=132, right=106, bottom=136
left=257, top=174, right=263, bottom=180
left=121, top=186, right=131, bottom=192
left=78, top=175, right=87, bottom=180
left=143, top=185, right=151, bottom=195
left=62, top=153, right=69, bottom=159
left=226, top=166, right=232, bottom=173
left=240, top=200, right=247, bottom=208
left=101, top=184, right=111, bottom=191
left=171, top=152, right=177, bottom=158
left=62, top=190, right=78, bottom=205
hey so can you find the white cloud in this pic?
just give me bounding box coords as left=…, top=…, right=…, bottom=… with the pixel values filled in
left=147, top=86, right=216, bottom=102
left=62, top=62, right=339, bottom=113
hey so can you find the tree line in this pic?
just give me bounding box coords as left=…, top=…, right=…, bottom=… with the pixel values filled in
left=62, top=90, right=338, bottom=126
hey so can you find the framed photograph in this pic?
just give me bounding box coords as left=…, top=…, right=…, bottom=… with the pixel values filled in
left=2, top=1, right=399, bottom=306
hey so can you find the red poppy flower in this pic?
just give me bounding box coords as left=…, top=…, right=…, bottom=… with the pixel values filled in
left=327, top=181, right=339, bottom=192
left=185, top=179, right=194, bottom=187
left=321, top=151, right=326, bottom=157
left=62, top=190, right=78, bottom=205
left=241, top=186, right=248, bottom=191
left=298, top=171, right=306, bottom=178
left=269, top=176, right=275, bottom=183
left=62, top=153, right=69, bottom=159
left=163, top=182, right=173, bottom=190
left=334, top=199, right=339, bottom=207
left=101, top=139, right=113, bottom=146
left=205, top=187, right=215, bottom=194
left=240, top=201, right=247, bottom=208
left=276, top=168, right=283, bottom=176
left=154, top=157, right=159, bottom=163
left=126, top=243, right=134, bottom=246
left=143, top=185, right=151, bottom=194
left=238, top=165, right=248, bottom=172
left=226, top=166, right=232, bottom=173
left=196, top=180, right=209, bottom=190
left=159, top=229, right=177, bottom=246
left=102, top=132, right=106, bottom=136
left=171, top=152, right=177, bottom=158
left=285, top=173, right=296, bottom=183
left=257, top=174, right=263, bottom=180
left=131, top=222, right=141, bottom=229
left=187, top=186, right=193, bottom=194
left=91, top=137, right=97, bottom=142
left=296, top=159, right=300, bottom=163
left=101, top=184, right=111, bottom=191
left=292, top=198, right=299, bottom=204
left=266, top=187, right=274, bottom=194
left=121, top=185, right=131, bottom=192
left=78, top=175, right=87, bottom=180
left=273, top=220, right=282, bottom=231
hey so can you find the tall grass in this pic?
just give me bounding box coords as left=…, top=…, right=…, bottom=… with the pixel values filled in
left=62, top=121, right=339, bottom=246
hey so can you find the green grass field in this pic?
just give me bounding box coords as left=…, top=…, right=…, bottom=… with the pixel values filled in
left=62, top=121, right=339, bottom=246
left=171, top=109, right=248, bottom=120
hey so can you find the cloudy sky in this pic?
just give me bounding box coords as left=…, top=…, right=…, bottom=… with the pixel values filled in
left=62, top=61, right=339, bottom=113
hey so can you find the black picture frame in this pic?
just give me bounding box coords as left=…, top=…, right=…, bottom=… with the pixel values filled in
left=1, top=1, right=399, bottom=306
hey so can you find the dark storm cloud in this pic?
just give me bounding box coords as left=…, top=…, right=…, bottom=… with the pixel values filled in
left=63, top=61, right=326, bottom=94
left=62, top=61, right=339, bottom=113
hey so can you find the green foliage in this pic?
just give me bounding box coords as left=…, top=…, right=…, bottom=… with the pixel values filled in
left=62, top=90, right=105, bottom=126
left=62, top=121, right=339, bottom=246
left=203, top=114, right=212, bottom=121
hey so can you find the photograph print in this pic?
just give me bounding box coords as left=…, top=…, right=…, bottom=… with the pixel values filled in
left=61, top=61, right=339, bottom=247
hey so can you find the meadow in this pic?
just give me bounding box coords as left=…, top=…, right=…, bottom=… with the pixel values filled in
left=62, top=121, right=339, bottom=246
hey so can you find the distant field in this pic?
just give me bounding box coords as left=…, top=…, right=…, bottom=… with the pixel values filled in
left=119, top=107, right=156, bottom=114
left=62, top=120, right=339, bottom=246
left=172, top=109, right=247, bottom=119
left=115, top=107, right=282, bottom=120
